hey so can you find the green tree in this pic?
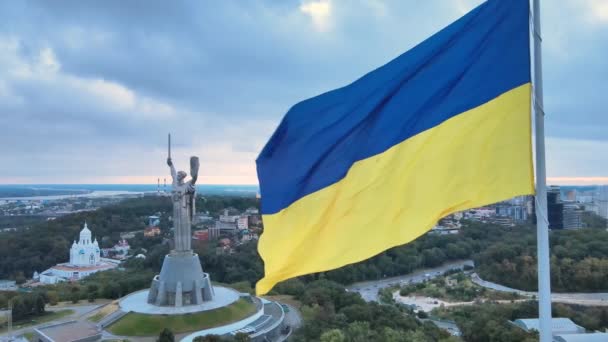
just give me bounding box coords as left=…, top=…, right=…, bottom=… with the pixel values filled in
left=87, top=284, right=99, bottom=295
left=417, top=310, right=428, bottom=319
left=87, top=291, right=97, bottom=303
left=102, top=282, right=121, bottom=299
left=233, top=332, right=251, bottom=342
left=601, top=309, right=608, bottom=328
left=404, top=330, right=432, bottom=342
left=379, top=327, right=410, bottom=342
left=320, top=329, right=346, bottom=342
left=70, top=287, right=80, bottom=304
left=157, top=328, right=174, bottom=342
left=11, top=296, right=27, bottom=321
left=15, top=272, right=26, bottom=285
left=344, top=322, right=375, bottom=342
left=582, top=211, right=608, bottom=229
left=0, top=293, right=7, bottom=309
left=34, top=294, right=46, bottom=315
left=46, top=290, right=59, bottom=305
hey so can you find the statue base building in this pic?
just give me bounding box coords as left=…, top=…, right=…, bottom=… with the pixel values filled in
left=147, top=251, right=214, bottom=306
left=113, top=248, right=289, bottom=341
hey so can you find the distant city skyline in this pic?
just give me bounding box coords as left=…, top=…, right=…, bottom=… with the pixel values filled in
left=0, top=1, right=606, bottom=185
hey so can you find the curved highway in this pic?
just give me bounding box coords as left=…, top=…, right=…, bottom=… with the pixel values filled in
left=347, top=260, right=608, bottom=307
left=347, top=260, right=474, bottom=302
left=471, top=273, right=608, bottom=306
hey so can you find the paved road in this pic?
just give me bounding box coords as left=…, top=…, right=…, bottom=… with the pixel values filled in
left=276, top=304, right=302, bottom=342
left=424, top=318, right=462, bottom=337
left=471, top=273, right=608, bottom=306
left=347, top=260, right=474, bottom=302
left=347, top=260, right=608, bottom=307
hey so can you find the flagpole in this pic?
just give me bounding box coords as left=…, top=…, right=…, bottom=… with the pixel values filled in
left=532, top=0, right=552, bottom=341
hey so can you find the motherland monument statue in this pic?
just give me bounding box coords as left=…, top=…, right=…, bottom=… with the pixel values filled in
left=167, top=135, right=198, bottom=252
left=116, top=135, right=286, bottom=339
left=147, top=134, right=214, bottom=307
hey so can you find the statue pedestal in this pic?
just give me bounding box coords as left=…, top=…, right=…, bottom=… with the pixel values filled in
left=147, top=251, right=214, bottom=307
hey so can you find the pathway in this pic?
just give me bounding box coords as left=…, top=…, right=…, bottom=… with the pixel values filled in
left=393, top=293, right=530, bottom=312
left=471, top=273, right=608, bottom=306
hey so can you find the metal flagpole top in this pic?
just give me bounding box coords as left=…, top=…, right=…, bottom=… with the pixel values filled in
left=168, top=133, right=172, bottom=159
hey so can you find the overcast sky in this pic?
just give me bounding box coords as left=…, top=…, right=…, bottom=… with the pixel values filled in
left=0, top=0, right=606, bottom=185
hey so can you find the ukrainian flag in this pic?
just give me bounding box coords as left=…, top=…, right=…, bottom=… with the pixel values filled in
left=256, top=0, right=533, bottom=295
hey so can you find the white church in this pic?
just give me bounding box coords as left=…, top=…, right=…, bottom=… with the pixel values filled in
left=39, top=222, right=118, bottom=284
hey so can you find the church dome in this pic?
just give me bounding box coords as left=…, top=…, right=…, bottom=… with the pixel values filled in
left=79, top=222, right=92, bottom=244
left=68, top=222, right=101, bottom=267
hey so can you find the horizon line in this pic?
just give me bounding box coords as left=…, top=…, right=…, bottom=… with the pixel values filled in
left=1, top=178, right=608, bottom=187
left=0, top=183, right=259, bottom=186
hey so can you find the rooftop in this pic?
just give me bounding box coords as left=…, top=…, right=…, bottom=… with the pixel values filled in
left=50, top=262, right=117, bottom=272
left=512, top=318, right=585, bottom=334
left=215, top=221, right=238, bottom=230
left=35, top=320, right=101, bottom=342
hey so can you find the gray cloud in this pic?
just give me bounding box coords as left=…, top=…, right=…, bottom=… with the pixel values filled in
left=0, top=0, right=606, bottom=183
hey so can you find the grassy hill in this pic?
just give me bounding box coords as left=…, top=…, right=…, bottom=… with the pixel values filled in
left=108, top=298, right=258, bottom=336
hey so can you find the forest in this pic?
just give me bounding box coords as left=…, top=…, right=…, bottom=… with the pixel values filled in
left=434, top=301, right=608, bottom=342
left=186, top=279, right=461, bottom=342
left=0, top=195, right=259, bottom=281
left=193, top=216, right=608, bottom=294
left=283, top=279, right=460, bottom=342
left=4, top=199, right=608, bottom=294
left=0, top=196, right=171, bottom=281
left=475, top=225, right=608, bottom=292
left=0, top=291, right=46, bottom=322
left=3, top=192, right=608, bottom=295
left=3, top=195, right=608, bottom=341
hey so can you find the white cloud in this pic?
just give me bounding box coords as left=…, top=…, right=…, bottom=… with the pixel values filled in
left=83, top=79, right=136, bottom=110
left=587, top=0, right=608, bottom=23
left=38, top=47, right=61, bottom=73
left=300, top=0, right=332, bottom=32
left=1, top=37, right=59, bottom=79
left=454, top=0, right=481, bottom=15
left=0, top=36, right=176, bottom=120
left=74, top=78, right=176, bottom=119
